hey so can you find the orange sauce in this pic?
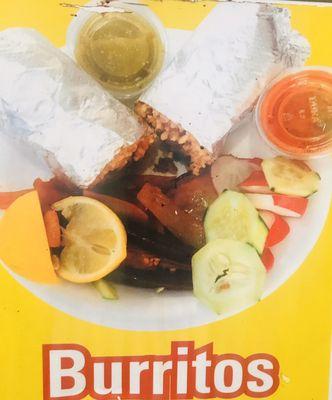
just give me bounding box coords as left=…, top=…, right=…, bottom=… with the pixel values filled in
left=258, top=70, right=332, bottom=157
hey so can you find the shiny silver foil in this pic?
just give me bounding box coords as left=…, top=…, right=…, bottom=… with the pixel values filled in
left=0, top=28, right=143, bottom=187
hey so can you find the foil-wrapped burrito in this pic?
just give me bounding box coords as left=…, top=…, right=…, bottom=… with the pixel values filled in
left=136, top=3, right=311, bottom=174
left=0, top=28, right=153, bottom=188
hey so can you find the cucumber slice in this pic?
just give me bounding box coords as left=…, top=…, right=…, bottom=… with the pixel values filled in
left=204, top=190, right=268, bottom=254
left=94, top=279, right=118, bottom=300
left=192, top=239, right=266, bottom=314
left=262, top=157, right=320, bottom=197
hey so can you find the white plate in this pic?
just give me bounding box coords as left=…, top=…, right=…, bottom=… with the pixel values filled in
left=1, top=24, right=331, bottom=331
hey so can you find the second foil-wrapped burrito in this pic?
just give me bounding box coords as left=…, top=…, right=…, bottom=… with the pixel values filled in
left=136, top=3, right=311, bottom=174
left=0, top=28, right=154, bottom=188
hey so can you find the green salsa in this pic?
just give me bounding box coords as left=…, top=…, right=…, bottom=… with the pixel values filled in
left=75, top=11, right=165, bottom=98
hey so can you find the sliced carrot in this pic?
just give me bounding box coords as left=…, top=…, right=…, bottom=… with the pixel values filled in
left=34, top=178, right=69, bottom=212
left=0, top=189, right=32, bottom=209
left=83, top=190, right=149, bottom=224
left=43, top=209, right=61, bottom=248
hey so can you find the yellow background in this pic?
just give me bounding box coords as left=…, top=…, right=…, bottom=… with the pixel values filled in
left=0, top=1, right=332, bottom=399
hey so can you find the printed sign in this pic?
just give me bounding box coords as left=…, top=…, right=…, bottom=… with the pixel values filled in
left=0, top=1, right=331, bottom=399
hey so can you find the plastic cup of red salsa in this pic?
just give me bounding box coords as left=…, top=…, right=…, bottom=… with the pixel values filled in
left=255, top=67, right=332, bottom=159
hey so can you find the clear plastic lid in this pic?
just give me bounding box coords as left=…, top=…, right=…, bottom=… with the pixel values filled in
left=255, top=67, right=332, bottom=159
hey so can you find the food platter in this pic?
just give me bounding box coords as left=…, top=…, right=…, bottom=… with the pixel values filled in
left=0, top=2, right=331, bottom=331
left=1, top=100, right=331, bottom=331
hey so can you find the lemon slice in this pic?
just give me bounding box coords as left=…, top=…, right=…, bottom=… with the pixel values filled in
left=53, top=196, right=127, bottom=283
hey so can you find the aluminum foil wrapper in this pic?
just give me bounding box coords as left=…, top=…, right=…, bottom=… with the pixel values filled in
left=140, top=3, right=311, bottom=153
left=0, top=28, right=143, bottom=187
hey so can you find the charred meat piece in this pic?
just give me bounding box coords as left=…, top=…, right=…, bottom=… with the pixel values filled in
left=125, top=174, right=176, bottom=194
left=137, top=183, right=205, bottom=249
left=110, top=267, right=193, bottom=291
left=169, top=170, right=218, bottom=220
left=84, top=190, right=149, bottom=224
left=126, top=223, right=194, bottom=263
left=153, top=157, right=178, bottom=175
left=123, top=246, right=191, bottom=271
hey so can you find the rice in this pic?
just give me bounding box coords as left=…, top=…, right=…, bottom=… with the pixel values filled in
left=135, top=101, right=214, bottom=175
left=89, top=130, right=157, bottom=187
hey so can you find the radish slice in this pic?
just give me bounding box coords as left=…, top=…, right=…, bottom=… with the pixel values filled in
left=273, top=194, right=308, bottom=216
left=239, top=170, right=273, bottom=194
left=261, top=248, right=275, bottom=271
left=246, top=193, right=308, bottom=218
left=259, top=210, right=275, bottom=229
left=244, top=157, right=263, bottom=167
left=260, top=210, right=290, bottom=247
left=211, top=155, right=261, bottom=194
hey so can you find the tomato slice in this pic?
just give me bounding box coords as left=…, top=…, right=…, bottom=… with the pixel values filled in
left=261, top=247, right=275, bottom=271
